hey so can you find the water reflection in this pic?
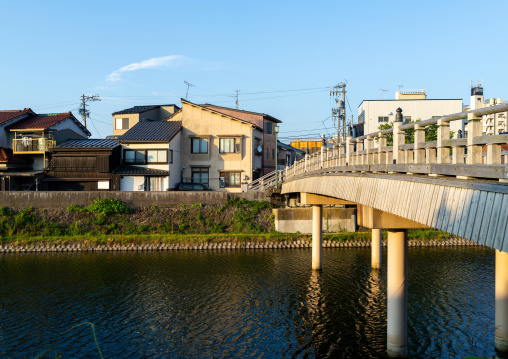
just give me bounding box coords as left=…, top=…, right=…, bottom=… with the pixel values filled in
left=0, top=247, right=496, bottom=358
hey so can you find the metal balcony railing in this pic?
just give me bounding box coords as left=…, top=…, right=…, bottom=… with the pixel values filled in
left=13, top=138, right=55, bottom=153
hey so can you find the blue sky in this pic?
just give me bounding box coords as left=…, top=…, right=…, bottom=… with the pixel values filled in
left=1, top=0, right=507, bottom=142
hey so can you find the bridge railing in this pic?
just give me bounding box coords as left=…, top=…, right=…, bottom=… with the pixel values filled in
left=285, top=103, right=508, bottom=182
left=247, top=170, right=285, bottom=191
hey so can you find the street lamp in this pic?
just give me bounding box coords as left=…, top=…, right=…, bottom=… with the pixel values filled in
left=274, top=125, right=279, bottom=189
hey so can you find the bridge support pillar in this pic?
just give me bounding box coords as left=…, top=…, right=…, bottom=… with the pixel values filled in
left=312, top=205, right=322, bottom=271
left=371, top=229, right=382, bottom=269
left=387, top=230, right=407, bottom=358
left=496, top=250, right=508, bottom=354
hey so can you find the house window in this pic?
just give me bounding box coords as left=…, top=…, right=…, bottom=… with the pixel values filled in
left=254, top=138, right=262, bottom=155
left=220, top=172, right=241, bottom=188
left=192, top=167, right=209, bottom=186
left=265, top=122, right=273, bottom=134
left=219, top=138, right=240, bottom=153
left=125, top=149, right=167, bottom=164
left=169, top=149, right=173, bottom=164
left=124, top=150, right=145, bottom=164
left=267, top=148, right=270, bottom=159
left=191, top=138, right=208, bottom=154
left=403, top=116, right=412, bottom=124
left=116, top=118, right=129, bottom=130
left=378, top=116, right=389, bottom=123
left=273, top=149, right=275, bottom=159
left=147, top=150, right=168, bottom=163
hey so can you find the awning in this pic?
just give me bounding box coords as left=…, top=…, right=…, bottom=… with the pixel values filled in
left=113, top=165, right=169, bottom=177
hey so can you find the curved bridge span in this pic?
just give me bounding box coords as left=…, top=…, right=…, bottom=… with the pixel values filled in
left=282, top=172, right=508, bottom=253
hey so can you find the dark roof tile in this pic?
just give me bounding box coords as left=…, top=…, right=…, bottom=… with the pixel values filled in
left=113, top=165, right=169, bottom=176
left=118, top=120, right=182, bottom=143
left=57, top=139, right=119, bottom=149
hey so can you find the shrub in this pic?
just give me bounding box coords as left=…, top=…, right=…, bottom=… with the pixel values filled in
left=85, top=198, right=130, bottom=215
left=0, top=207, right=14, bottom=216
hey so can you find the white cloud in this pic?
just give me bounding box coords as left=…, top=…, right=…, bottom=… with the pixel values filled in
left=106, top=55, right=186, bottom=83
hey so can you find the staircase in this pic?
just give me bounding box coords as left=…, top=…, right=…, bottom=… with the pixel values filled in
left=247, top=170, right=285, bottom=192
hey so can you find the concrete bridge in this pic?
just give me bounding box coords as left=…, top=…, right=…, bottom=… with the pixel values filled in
left=280, top=103, right=508, bottom=357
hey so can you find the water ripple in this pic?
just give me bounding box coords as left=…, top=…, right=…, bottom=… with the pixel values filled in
left=0, top=247, right=496, bottom=358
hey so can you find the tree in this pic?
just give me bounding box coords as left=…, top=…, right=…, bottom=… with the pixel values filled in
left=376, top=120, right=454, bottom=146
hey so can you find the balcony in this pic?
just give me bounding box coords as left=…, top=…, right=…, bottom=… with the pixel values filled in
left=13, top=138, right=55, bottom=154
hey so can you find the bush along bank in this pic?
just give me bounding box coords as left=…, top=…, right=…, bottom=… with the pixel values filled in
left=0, top=198, right=478, bottom=251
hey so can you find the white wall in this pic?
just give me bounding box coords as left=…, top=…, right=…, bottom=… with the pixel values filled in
left=120, top=176, right=144, bottom=191
left=168, top=131, right=182, bottom=189
left=358, top=99, right=464, bottom=137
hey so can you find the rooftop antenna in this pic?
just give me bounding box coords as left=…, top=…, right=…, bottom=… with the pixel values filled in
left=397, top=85, right=403, bottom=91
left=379, top=89, right=388, bottom=100
left=230, top=90, right=240, bottom=109
left=184, top=81, right=195, bottom=99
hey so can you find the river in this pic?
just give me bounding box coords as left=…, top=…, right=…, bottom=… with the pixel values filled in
left=0, top=246, right=495, bottom=358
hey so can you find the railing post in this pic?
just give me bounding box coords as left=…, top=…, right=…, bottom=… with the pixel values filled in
left=356, top=138, right=364, bottom=165
left=467, top=112, right=483, bottom=164
left=366, top=135, right=374, bottom=165
left=437, top=119, right=450, bottom=164
left=346, top=136, right=353, bottom=167
left=392, top=108, right=404, bottom=164
left=320, top=145, right=324, bottom=169
left=487, top=143, right=502, bottom=165
left=304, top=154, right=309, bottom=172
left=378, top=133, right=387, bottom=165
left=414, top=124, right=425, bottom=164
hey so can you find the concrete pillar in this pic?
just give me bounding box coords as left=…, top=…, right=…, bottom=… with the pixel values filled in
left=312, top=205, right=323, bottom=270
left=387, top=230, right=408, bottom=358
left=372, top=228, right=382, bottom=269
left=496, top=250, right=508, bottom=354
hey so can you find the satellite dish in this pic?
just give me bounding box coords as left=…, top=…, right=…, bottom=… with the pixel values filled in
left=257, top=146, right=263, bottom=152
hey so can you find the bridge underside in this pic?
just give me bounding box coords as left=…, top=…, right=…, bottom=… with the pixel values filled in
left=281, top=173, right=508, bottom=253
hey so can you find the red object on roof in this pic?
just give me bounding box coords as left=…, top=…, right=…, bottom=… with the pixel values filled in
left=8, top=112, right=74, bottom=130
left=0, top=108, right=33, bottom=125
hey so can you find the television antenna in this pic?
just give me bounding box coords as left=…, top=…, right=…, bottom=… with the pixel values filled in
left=184, top=81, right=195, bottom=99
left=379, top=89, right=388, bottom=100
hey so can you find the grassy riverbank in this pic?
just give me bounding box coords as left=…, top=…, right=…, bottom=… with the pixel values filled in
left=0, top=198, right=455, bottom=246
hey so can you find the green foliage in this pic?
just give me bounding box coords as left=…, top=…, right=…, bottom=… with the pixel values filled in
left=149, top=205, right=159, bottom=213
left=137, top=225, right=152, bottom=233
left=0, top=207, right=14, bottom=216
left=377, top=120, right=455, bottom=146
left=85, top=198, right=130, bottom=215
left=15, top=207, right=35, bottom=225
left=67, top=204, right=84, bottom=212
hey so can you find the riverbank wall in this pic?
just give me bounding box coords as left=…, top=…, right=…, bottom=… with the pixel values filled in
left=0, top=191, right=271, bottom=209
left=0, top=238, right=482, bottom=253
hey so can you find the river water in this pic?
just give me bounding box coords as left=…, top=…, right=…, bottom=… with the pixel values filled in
left=0, top=247, right=495, bottom=358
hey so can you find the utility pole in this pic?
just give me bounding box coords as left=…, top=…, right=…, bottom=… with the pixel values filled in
left=79, top=94, right=100, bottom=129
left=184, top=81, right=195, bottom=99
left=330, top=83, right=347, bottom=142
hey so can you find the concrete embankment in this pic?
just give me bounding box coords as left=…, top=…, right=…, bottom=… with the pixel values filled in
left=0, top=238, right=482, bottom=253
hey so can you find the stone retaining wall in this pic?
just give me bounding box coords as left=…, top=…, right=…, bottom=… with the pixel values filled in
left=0, top=238, right=482, bottom=253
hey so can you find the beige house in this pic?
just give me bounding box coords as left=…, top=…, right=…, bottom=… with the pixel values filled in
left=170, top=99, right=263, bottom=192
left=112, top=104, right=180, bottom=137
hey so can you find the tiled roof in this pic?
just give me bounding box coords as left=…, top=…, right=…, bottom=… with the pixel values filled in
left=0, top=109, right=33, bottom=125
left=0, top=147, right=33, bottom=164
left=277, top=140, right=305, bottom=153
left=118, top=120, right=182, bottom=143
left=8, top=112, right=73, bottom=130
left=57, top=139, right=119, bottom=149
left=113, top=165, right=169, bottom=176
left=202, top=104, right=282, bottom=123
left=112, top=104, right=180, bottom=115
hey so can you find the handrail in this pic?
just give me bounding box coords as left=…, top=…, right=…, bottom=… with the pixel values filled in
left=281, top=104, right=508, bottom=183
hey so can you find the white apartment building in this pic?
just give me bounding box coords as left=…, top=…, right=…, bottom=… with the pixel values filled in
left=463, top=83, right=507, bottom=135
left=357, top=90, right=463, bottom=138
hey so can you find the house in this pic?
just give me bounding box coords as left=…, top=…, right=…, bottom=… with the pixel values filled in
left=115, top=119, right=182, bottom=191
left=289, top=138, right=325, bottom=155
left=200, top=103, right=281, bottom=177
left=42, top=139, right=121, bottom=191
left=463, top=83, right=508, bottom=136
left=277, top=141, right=305, bottom=170
left=356, top=90, right=463, bottom=139
left=112, top=104, right=180, bottom=138
left=169, top=99, right=265, bottom=192
left=0, top=110, right=90, bottom=190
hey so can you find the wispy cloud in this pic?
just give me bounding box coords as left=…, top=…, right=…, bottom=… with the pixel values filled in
left=106, top=55, right=186, bottom=83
